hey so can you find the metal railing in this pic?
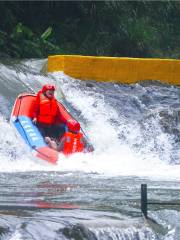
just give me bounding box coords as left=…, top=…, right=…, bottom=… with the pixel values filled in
left=141, top=184, right=180, bottom=218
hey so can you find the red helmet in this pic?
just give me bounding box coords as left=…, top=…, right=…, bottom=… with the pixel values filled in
left=67, top=119, right=80, bottom=133
left=42, top=84, right=55, bottom=93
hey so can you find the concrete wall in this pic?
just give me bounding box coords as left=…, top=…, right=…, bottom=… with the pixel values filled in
left=48, top=55, right=180, bottom=85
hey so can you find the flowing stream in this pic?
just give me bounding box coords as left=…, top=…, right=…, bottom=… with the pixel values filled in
left=0, top=59, right=179, bottom=240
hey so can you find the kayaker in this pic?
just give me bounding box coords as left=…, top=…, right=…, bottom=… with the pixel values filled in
left=32, top=84, right=66, bottom=138
left=45, top=119, right=88, bottom=155
left=58, top=119, right=85, bottom=155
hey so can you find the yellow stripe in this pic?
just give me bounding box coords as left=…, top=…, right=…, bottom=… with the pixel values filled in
left=48, top=55, right=180, bottom=85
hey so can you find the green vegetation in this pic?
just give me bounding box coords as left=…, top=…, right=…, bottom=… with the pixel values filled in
left=0, top=1, right=179, bottom=58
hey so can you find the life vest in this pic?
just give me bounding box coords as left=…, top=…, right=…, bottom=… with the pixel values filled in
left=37, top=92, right=58, bottom=125
left=62, top=132, right=84, bottom=155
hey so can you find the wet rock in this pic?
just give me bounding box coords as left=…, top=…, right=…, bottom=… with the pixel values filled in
left=86, top=82, right=94, bottom=88
left=139, top=80, right=170, bottom=87
left=62, top=223, right=97, bottom=240
left=0, top=226, right=9, bottom=236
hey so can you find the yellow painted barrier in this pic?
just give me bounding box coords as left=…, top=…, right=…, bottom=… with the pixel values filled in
left=48, top=55, right=180, bottom=85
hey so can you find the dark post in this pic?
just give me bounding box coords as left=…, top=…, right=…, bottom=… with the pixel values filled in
left=141, top=184, right=147, bottom=218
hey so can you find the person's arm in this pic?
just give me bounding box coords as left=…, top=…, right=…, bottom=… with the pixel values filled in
left=56, top=107, right=68, bottom=124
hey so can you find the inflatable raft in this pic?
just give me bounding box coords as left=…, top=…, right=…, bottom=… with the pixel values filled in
left=11, top=93, right=91, bottom=164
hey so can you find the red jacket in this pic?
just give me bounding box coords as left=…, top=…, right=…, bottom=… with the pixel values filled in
left=33, top=91, right=66, bottom=125
left=59, top=132, right=85, bottom=155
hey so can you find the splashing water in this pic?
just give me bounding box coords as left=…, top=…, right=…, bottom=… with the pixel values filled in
left=0, top=61, right=179, bottom=180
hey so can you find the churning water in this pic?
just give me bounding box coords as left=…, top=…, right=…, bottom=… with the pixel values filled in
left=0, top=59, right=179, bottom=239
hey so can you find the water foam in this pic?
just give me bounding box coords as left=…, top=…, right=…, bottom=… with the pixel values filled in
left=0, top=65, right=179, bottom=180
left=49, top=72, right=180, bottom=180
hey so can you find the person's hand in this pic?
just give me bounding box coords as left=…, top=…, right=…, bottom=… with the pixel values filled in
left=32, top=117, right=37, bottom=124
left=88, top=144, right=94, bottom=152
